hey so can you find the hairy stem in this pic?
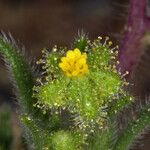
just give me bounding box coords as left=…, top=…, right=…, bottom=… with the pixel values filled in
left=118, top=0, right=150, bottom=75
left=0, top=34, right=34, bottom=114
left=114, top=105, right=150, bottom=150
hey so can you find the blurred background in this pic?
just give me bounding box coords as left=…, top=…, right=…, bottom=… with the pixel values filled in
left=1, top=0, right=144, bottom=149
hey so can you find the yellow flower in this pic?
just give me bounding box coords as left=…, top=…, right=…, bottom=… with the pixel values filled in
left=59, top=48, right=89, bottom=77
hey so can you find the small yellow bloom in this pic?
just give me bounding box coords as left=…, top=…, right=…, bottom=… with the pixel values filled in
left=59, top=48, right=89, bottom=77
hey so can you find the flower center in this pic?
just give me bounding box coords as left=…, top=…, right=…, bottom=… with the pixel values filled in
left=59, top=48, right=89, bottom=77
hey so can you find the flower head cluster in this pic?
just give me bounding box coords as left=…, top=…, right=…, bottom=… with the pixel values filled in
left=34, top=36, right=133, bottom=146
left=59, top=48, right=89, bottom=77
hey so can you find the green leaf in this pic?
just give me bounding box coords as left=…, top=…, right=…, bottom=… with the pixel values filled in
left=73, top=32, right=89, bottom=52
left=0, top=34, right=34, bottom=113
left=114, top=105, right=150, bottom=150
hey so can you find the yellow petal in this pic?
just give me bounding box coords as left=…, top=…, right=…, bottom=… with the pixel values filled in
left=74, top=48, right=81, bottom=58
left=66, top=50, right=75, bottom=58
left=61, top=57, right=69, bottom=63
left=78, top=58, right=86, bottom=65
left=59, top=48, right=89, bottom=77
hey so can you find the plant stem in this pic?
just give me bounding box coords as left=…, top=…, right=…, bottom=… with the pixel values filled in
left=0, top=35, right=34, bottom=114
left=118, top=0, right=150, bottom=75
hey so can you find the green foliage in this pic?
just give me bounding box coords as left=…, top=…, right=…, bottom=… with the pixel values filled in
left=73, top=32, right=89, bottom=52
left=87, top=127, right=113, bottom=150
left=88, top=37, right=118, bottom=70
left=21, top=115, right=52, bottom=150
left=33, top=34, right=132, bottom=149
left=51, top=130, right=82, bottom=150
left=37, top=47, right=64, bottom=80
left=0, top=106, right=13, bottom=150
left=1, top=32, right=150, bottom=150
left=0, top=34, right=34, bottom=113
left=114, top=104, right=150, bottom=150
